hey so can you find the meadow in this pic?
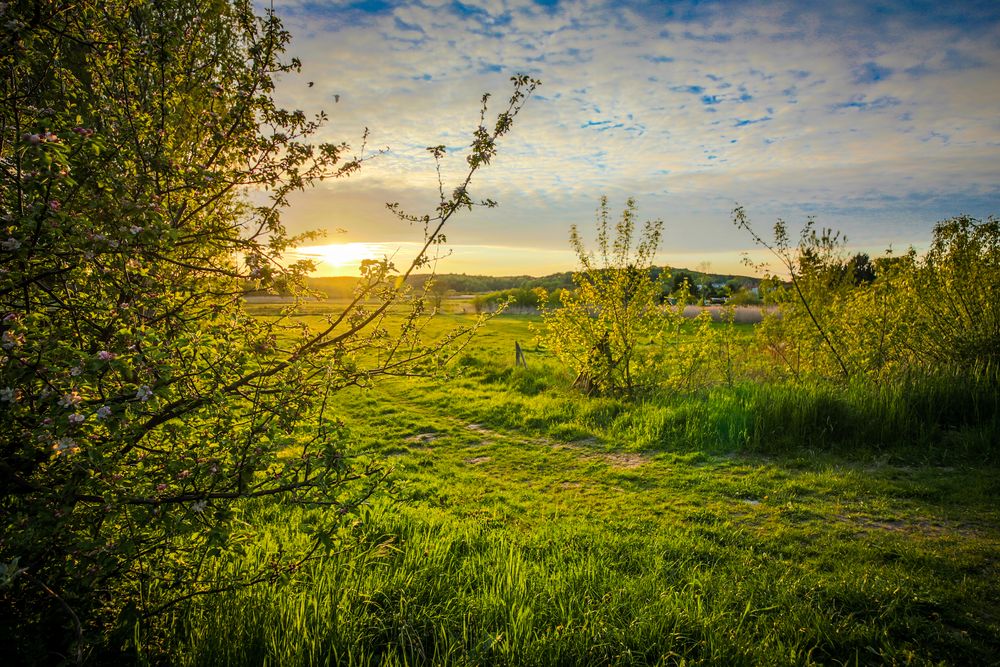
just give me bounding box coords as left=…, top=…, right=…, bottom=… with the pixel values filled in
left=165, top=305, right=1000, bottom=666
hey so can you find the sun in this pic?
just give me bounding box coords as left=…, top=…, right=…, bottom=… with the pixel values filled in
left=293, top=243, right=384, bottom=276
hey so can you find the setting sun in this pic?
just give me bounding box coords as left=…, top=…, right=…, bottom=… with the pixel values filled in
left=291, top=242, right=392, bottom=276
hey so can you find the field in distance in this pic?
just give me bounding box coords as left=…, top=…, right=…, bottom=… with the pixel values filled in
left=173, top=306, right=1000, bottom=666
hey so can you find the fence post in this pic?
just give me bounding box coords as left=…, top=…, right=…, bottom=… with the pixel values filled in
left=515, top=341, right=527, bottom=368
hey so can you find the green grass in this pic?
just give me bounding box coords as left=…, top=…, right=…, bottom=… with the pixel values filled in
left=159, top=310, right=999, bottom=666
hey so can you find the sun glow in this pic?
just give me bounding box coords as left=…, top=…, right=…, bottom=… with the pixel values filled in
left=291, top=243, right=400, bottom=276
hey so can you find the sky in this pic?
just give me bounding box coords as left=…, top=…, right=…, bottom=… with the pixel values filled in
left=267, top=0, right=1000, bottom=277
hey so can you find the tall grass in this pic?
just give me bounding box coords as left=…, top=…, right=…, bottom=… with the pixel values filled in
left=166, top=494, right=997, bottom=666
left=454, top=355, right=998, bottom=462
left=608, top=368, right=999, bottom=460
left=140, top=312, right=999, bottom=665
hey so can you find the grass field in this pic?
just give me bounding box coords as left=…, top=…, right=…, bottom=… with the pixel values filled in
left=167, top=306, right=1000, bottom=665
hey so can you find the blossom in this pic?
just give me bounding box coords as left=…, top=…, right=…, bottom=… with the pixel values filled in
left=155, top=483, right=167, bottom=492
left=70, top=366, right=82, bottom=377
left=96, top=405, right=112, bottom=420
left=53, top=437, right=79, bottom=456
left=129, top=225, right=143, bottom=235
left=2, top=330, right=24, bottom=348
left=191, top=500, right=207, bottom=513
left=48, top=200, right=60, bottom=211
left=1, top=237, right=20, bottom=251
left=97, top=350, right=116, bottom=361
left=0, top=387, right=15, bottom=402
left=23, top=131, right=58, bottom=144
left=68, top=413, right=85, bottom=425
left=58, top=391, right=83, bottom=407
left=135, top=385, right=153, bottom=402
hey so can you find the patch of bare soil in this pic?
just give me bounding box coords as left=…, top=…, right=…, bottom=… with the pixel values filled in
left=406, top=432, right=442, bottom=445
left=836, top=514, right=993, bottom=539
left=550, top=438, right=650, bottom=469
left=464, top=456, right=491, bottom=465
left=603, top=452, right=648, bottom=469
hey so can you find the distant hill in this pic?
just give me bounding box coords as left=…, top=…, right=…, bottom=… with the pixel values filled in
left=302, top=267, right=760, bottom=298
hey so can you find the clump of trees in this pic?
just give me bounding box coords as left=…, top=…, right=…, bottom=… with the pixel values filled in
left=472, top=286, right=562, bottom=313
left=541, top=201, right=997, bottom=399
left=734, top=208, right=999, bottom=381
left=0, top=0, right=536, bottom=660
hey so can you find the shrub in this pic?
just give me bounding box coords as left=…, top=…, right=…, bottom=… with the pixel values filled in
left=541, top=197, right=666, bottom=396
left=0, top=1, right=537, bottom=659
left=734, top=209, right=999, bottom=381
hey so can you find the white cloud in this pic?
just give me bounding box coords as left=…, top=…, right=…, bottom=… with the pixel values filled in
left=267, top=0, right=1000, bottom=275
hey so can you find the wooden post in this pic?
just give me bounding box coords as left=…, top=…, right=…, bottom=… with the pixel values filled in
left=515, top=341, right=527, bottom=368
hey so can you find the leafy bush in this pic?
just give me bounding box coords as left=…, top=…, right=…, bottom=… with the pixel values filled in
left=472, top=286, right=556, bottom=313
left=541, top=197, right=666, bottom=395
left=734, top=209, right=999, bottom=381
left=0, top=0, right=536, bottom=659
left=897, top=215, right=1000, bottom=369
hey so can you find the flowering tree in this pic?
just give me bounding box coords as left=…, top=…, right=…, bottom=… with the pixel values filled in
left=0, top=0, right=537, bottom=660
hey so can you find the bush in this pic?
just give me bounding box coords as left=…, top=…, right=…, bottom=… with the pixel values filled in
left=542, top=197, right=666, bottom=395
left=0, top=1, right=537, bottom=659
left=734, top=209, right=999, bottom=381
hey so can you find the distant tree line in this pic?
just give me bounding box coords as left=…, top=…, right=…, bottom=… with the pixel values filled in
left=295, top=268, right=761, bottom=303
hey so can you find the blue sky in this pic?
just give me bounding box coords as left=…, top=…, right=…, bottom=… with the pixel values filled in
left=270, top=0, right=1000, bottom=276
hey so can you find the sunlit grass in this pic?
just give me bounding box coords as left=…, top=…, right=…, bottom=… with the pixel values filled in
left=160, top=306, right=1000, bottom=665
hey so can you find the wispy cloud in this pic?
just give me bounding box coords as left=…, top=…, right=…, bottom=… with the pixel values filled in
left=268, top=0, right=1000, bottom=274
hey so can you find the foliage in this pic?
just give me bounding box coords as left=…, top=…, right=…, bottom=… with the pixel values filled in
left=896, top=215, right=1000, bottom=368
left=541, top=197, right=665, bottom=396
left=0, top=0, right=537, bottom=659
left=668, top=269, right=698, bottom=302
left=472, top=286, right=558, bottom=313
left=735, top=209, right=1000, bottom=381
left=733, top=208, right=856, bottom=379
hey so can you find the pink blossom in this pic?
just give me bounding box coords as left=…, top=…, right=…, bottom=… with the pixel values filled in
left=53, top=437, right=79, bottom=456
left=59, top=391, right=83, bottom=407
left=97, top=350, right=116, bottom=361
left=2, top=330, right=24, bottom=348
left=68, top=413, right=85, bottom=425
